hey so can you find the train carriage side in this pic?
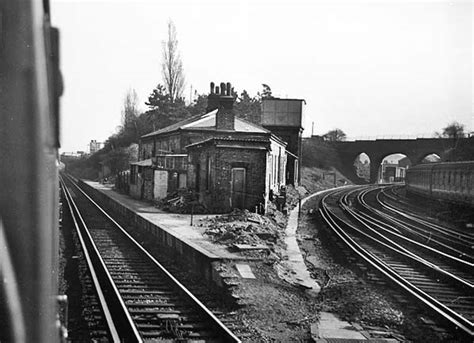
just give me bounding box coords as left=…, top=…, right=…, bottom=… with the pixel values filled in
left=406, top=163, right=434, bottom=198
left=452, top=161, right=474, bottom=206
left=1, top=1, right=62, bottom=342
left=407, top=162, right=474, bottom=207
left=434, top=162, right=474, bottom=205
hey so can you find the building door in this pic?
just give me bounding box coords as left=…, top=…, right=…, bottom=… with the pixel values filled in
left=154, top=170, right=168, bottom=200
left=231, top=168, right=246, bottom=209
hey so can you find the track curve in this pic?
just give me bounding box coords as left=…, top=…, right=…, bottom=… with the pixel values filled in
left=319, top=185, right=474, bottom=340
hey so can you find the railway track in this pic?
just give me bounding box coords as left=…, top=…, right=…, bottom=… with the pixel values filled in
left=60, top=174, right=241, bottom=342
left=379, top=187, right=474, bottom=252
left=319, top=186, right=474, bottom=341
left=360, top=188, right=474, bottom=266
left=385, top=186, right=474, bottom=229
left=60, top=187, right=112, bottom=341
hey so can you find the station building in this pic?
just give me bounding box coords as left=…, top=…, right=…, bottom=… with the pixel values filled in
left=128, top=82, right=304, bottom=213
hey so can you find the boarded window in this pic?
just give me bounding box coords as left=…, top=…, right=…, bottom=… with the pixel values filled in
left=178, top=173, right=187, bottom=189
left=130, top=166, right=137, bottom=185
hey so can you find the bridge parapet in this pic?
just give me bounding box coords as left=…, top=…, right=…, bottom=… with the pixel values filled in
left=311, top=137, right=468, bottom=183
left=344, top=134, right=444, bottom=141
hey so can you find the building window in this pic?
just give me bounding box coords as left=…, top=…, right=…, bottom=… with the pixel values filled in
left=294, top=159, right=299, bottom=184
left=130, top=166, right=136, bottom=185
left=196, top=163, right=200, bottom=192
left=205, top=155, right=211, bottom=190
left=163, top=140, right=169, bottom=152
left=165, top=157, right=174, bottom=169
left=274, top=155, right=277, bottom=184
left=278, top=147, right=281, bottom=183
left=180, top=156, right=187, bottom=170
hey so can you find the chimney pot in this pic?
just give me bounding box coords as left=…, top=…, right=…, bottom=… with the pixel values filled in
left=226, top=82, right=231, bottom=96
left=206, top=81, right=220, bottom=112
left=220, top=82, right=225, bottom=95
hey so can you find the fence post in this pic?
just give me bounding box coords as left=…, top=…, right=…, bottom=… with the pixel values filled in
left=298, top=196, right=301, bottom=218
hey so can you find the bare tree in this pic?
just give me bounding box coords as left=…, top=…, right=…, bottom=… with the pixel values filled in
left=440, top=121, right=466, bottom=139
left=119, top=88, right=141, bottom=144
left=162, top=20, right=185, bottom=103
left=122, top=88, right=140, bottom=129
left=323, top=128, right=347, bottom=142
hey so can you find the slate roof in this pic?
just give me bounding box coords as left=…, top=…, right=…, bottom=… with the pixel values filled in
left=141, top=109, right=269, bottom=139
left=185, top=136, right=271, bottom=149
left=130, top=158, right=153, bottom=166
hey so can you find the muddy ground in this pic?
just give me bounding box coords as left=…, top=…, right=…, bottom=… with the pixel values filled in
left=209, top=194, right=459, bottom=342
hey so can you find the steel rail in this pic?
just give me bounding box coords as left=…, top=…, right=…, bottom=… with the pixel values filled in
left=380, top=187, right=474, bottom=241
left=319, top=191, right=474, bottom=338
left=339, top=191, right=474, bottom=289
left=377, top=187, right=474, bottom=248
left=353, top=189, right=474, bottom=267
left=60, top=175, right=142, bottom=342
left=352, top=199, right=474, bottom=271
left=381, top=187, right=474, bottom=242
left=357, top=189, right=474, bottom=265
left=63, top=174, right=241, bottom=343
left=339, top=190, right=473, bottom=289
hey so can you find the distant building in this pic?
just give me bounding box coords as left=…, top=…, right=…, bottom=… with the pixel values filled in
left=89, top=140, right=103, bottom=154
left=380, top=157, right=411, bottom=183
left=60, top=151, right=85, bottom=158
left=127, top=82, right=304, bottom=213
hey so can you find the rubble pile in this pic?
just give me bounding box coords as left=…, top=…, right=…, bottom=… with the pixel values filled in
left=284, top=185, right=307, bottom=211
left=157, top=189, right=208, bottom=214
left=264, top=202, right=287, bottom=229
left=201, top=209, right=286, bottom=249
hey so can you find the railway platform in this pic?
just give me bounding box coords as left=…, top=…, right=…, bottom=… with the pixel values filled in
left=83, top=181, right=241, bottom=260
left=82, top=181, right=324, bottom=290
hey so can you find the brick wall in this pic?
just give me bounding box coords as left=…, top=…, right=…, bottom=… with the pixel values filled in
left=265, top=126, right=302, bottom=184
left=141, top=130, right=271, bottom=157
left=216, top=108, right=234, bottom=130
left=143, top=168, right=154, bottom=200
left=189, top=144, right=267, bottom=213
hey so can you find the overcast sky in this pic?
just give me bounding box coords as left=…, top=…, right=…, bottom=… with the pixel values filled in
left=51, top=0, right=473, bottom=153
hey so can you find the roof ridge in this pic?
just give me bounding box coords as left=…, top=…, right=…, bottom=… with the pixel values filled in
left=142, top=109, right=218, bottom=138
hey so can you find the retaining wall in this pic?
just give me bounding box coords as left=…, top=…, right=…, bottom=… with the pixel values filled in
left=78, top=180, right=228, bottom=291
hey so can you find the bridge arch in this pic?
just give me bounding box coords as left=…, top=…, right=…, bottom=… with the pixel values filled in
left=420, top=153, right=441, bottom=163
left=326, top=137, right=459, bottom=184
left=368, top=151, right=416, bottom=184
left=375, top=153, right=412, bottom=183
left=352, top=153, right=370, bottom=183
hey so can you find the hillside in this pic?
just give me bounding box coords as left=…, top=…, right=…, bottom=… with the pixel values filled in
left=301, top=138, right=361, bottom=189
left=300, top=166, right=351, bottom=194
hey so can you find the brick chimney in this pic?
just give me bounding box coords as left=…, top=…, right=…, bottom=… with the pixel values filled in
left=207, top=81, right=235, bottom=130
left=206, top=82, right=220, bottom=112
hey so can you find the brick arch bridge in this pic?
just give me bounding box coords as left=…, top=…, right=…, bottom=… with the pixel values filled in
left=331, top=138, right=459, bottom=183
